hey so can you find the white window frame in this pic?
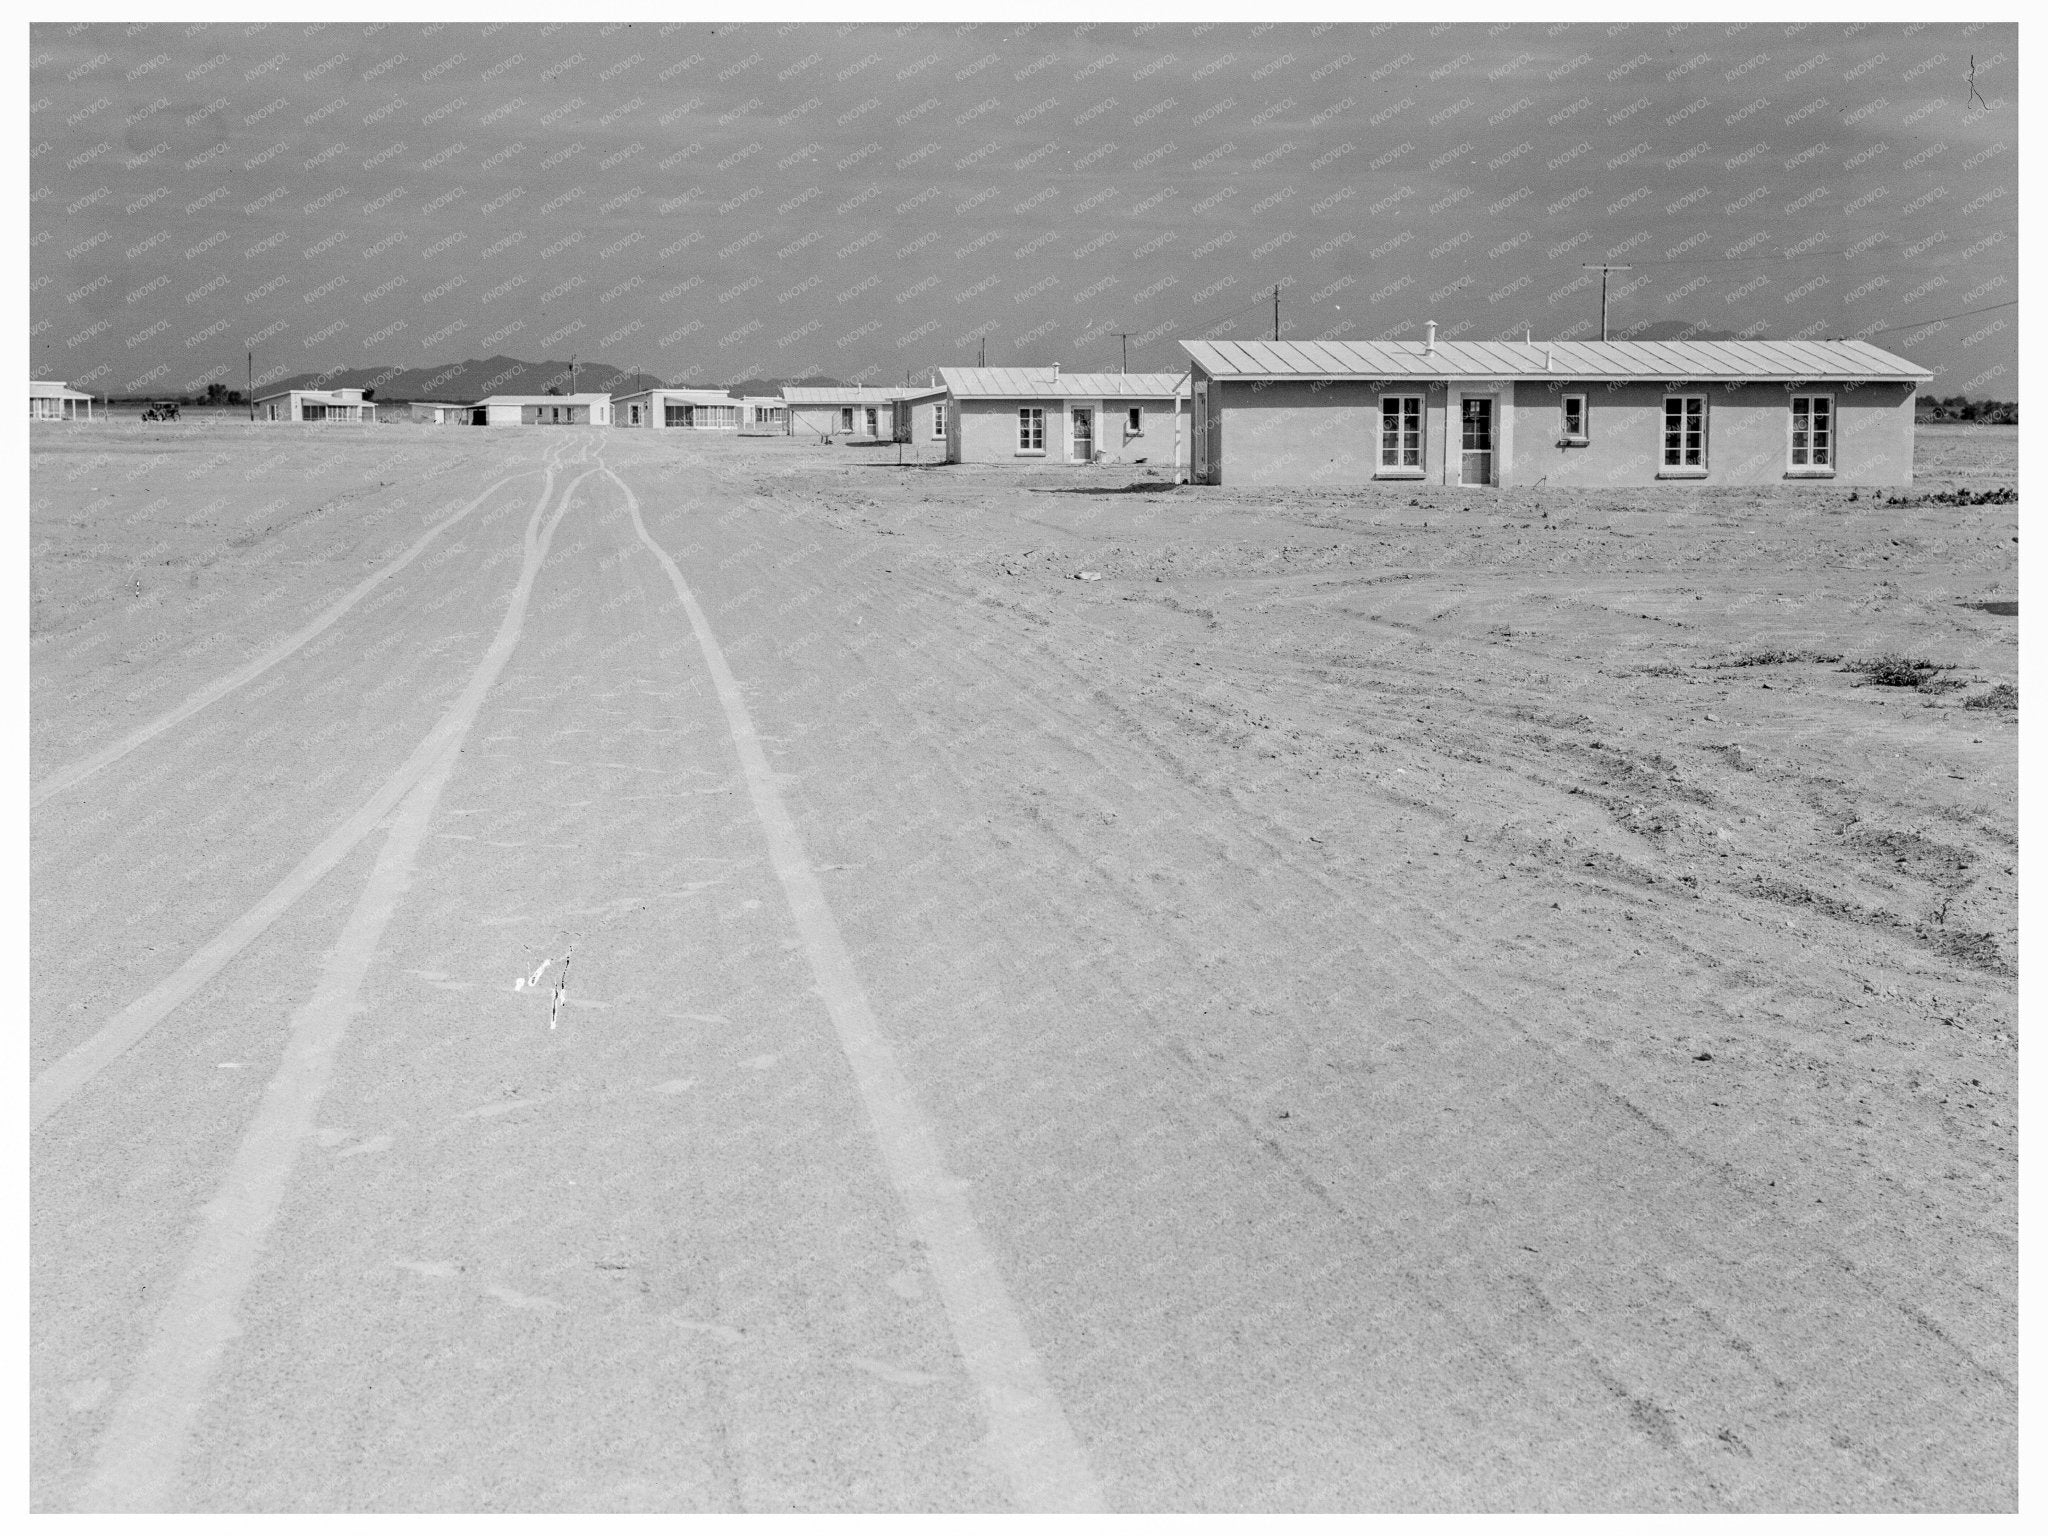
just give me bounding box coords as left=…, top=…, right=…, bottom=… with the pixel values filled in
left=1017, top=406, right=1046, bottom=454
left=1788, top=393, right=1835, bottom=476
left=1560, top=393, right=1588, bottom=445
left=1659, top=394, right=1709, bottom=477
left=1377, top=394, right=1425, bottom=476
left=1126, top=405, right=1142, bottom=435
left=932, top=402, right=946, bottom=438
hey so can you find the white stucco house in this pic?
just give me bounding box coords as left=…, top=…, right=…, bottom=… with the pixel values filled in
left=471, top=393, right=614, bottom=426
left=938, top=367, right=1189, bottom=466
left=612, top=387, right=743, bottom=429
left=30, top=380, right=97, bottom=420
left=255, top=387, right=374, bottom=423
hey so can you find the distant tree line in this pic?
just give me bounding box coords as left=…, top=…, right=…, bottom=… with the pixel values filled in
left=1918, top=394, right=2018, bottom=424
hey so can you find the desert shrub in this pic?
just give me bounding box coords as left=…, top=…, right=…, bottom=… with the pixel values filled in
left=1724, top=648, right=1843, bottom=667
left=1916, top=677, right=1966, bottom=695
left=1883, top=486, right=2017, bottom=508
left=1844, top=655, right=1948, bottom=687
left=1963, top=682, right=2018, bottom=711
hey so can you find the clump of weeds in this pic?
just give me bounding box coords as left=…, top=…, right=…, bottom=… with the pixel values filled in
left=1844, top=655, right=1952, bottom=688
left=1883, top=486, right=2017, bottom=508
left=1963, top=682, right=2018, bottom=711
left=1720, top=648, right=1844, bottom=668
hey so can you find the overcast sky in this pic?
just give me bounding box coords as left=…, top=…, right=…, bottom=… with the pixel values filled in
left=31, top=20, right=2016, bottom=397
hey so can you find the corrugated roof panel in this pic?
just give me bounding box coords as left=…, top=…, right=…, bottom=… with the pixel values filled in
left=612, top=387, right=734, bottom=403
left=1182, top=336, right=1930, bottom=381
left=940, top=368, right=1186, bottom=398
left=781, top=385, right=927, bottom=404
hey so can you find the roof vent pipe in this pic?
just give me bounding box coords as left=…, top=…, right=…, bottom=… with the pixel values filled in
left=1052, top=361, right=1060, bottom=380
left=1546, top=347, right=1554, bottom=371
left=1424, top=321, right=1437, bottom=354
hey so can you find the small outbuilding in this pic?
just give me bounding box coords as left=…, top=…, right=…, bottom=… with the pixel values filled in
left=30, top=380, right=97, bottom=420
left=256, top=387, right=374, bottom=423
left=612, top=387, right=742, bottom=430
left=738, top=398, right=791, bottom=435
left=471, top=393, right=614, bottom=427
left=938, top=367, right=1189, bottom=467
left=889, top=385, right=949, bottom=450
left=406, top=401, right=474, bottom=425
left=1179, top=332, right=1931, bottom=487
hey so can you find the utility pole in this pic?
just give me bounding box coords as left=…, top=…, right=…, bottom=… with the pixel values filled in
left=569, top=353, right=577, bottom=394
left=1273, top=285, right=1281, bottom=341
left=247, top=350, right=254, bottom=420
left=1113, top=333, right=1134, bottom=373
left=978, top=333, right=986, bottom=368
left=1581, top=265, right=1632, bottom=341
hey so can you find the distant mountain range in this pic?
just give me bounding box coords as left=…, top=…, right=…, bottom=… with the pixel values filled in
left=254, top=358, right=849, bottom=402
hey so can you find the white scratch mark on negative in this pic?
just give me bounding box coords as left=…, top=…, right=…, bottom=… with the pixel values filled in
left=30, top=456, right=580, bottom=1130
left=613, top=464, right=1104, bottom=1514
left=71, top=466, right=592, bottom=1515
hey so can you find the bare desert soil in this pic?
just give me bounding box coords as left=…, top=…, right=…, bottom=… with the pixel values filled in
left=30, top=421, right=2016, bottom=1511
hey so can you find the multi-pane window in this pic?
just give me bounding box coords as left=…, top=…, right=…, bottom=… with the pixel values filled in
left=1790, top=395, right=1833, bottom=468
left=932, top=403, right=946, bottom=437
left=1018, top=407, right=1046, bottom=451
left=1663, top=396, right=1707, bottom=470
left=1561, top=394, right=1587, bottom=441
left=1379, top=395, right=1423, bottom=469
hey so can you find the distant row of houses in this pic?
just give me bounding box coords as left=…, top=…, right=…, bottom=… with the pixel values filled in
left=31, top=332, right=1934, bottom=485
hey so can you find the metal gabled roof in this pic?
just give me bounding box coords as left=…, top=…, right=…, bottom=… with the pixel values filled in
left=473, top=393, right=615, bottom=405
left=253, top=387, right=367, bottom=403
left=611, top=387, right=736, bottom=404
left=939, top=367, right=1189, bottom=399
left=1179, top=337, right=1932, bottom=383
left=780, top=385, right=927, bottom=405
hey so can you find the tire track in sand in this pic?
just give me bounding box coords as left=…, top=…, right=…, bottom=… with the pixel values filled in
left=71, top=457, right=596, bottom=1511
left=609, top=464, right=1105, bottom=1514
left=32, top=446, right=560, bottom=809
left=30, top=445, right=586, bottom=1130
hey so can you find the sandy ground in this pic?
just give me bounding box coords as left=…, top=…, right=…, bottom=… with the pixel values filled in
left=30, top=420, right=2016, bottom=1511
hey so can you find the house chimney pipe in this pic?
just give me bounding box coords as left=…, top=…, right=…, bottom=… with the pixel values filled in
left=1424, top=321, right=1437, bottom=354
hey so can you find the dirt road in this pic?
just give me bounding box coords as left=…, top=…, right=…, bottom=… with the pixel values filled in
left=31, top=423, right=2016, bottom=1510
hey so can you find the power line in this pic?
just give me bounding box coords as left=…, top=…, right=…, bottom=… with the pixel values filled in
left=1855, top=299, right=2016, bottom=337
left=1615, top=230, right=2017, bottom=269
